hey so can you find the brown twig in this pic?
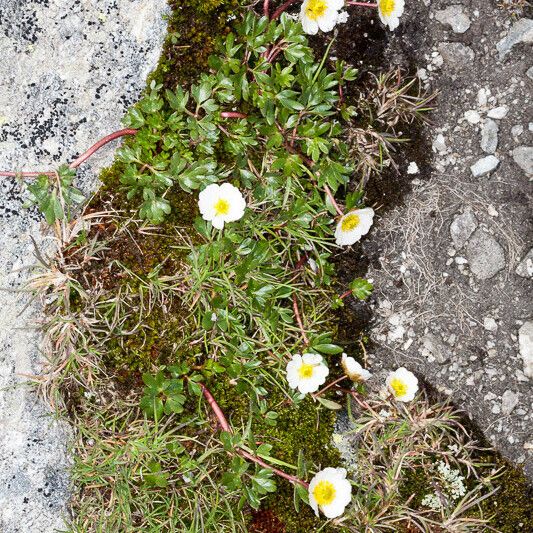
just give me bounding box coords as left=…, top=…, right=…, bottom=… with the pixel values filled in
left=292, top=293, right=310, bottom=345
left=313, top=375, right=348, bottom=398
left=0, top=128, right=138, bottom=178
left=200, top=383, right=308, bottom=488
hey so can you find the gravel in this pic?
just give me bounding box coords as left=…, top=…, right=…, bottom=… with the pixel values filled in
left=470, top=155, right=500, bottom=177
left=511, top=146, right=533, bottom=176
left=465, top=229, right=506, bottom=280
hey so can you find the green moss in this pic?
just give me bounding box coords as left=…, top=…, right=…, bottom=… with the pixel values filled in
left=212, top=378, right=343, bottom=532
left=481, top=460, right=533, bottom=531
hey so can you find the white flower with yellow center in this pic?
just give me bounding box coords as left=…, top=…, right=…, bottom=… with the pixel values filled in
left=300, top=0, right=344, bottom=35
left=309, top=467, right=352, bottom=518
left=198, top=183, right=246, bottom=230
left=341, top=353, right=372, bottom=382
left=286, top=353, right=329, bottom=394
left=334, top=208, right=374, bottom=246
left=378, top=0, right=405, bottom=31
left=386, top=367, right=418, bottom=402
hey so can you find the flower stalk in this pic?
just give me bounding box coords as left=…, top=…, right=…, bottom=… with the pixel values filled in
left=200, top=383, right=309, bottom=488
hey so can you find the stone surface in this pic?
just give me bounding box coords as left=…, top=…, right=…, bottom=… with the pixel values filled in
left=450, top=210, right=478, bottom=249
left=466, top=230, right=506, bottom=280
left=487, top=106, right=508, bottom=119
left=354, top=1, right=533, bottom=477
left=511, top=146, right=533, bottom=176
left=438, top=42, right=475, bottom=67
left=0, top=1, right=168, bottom=532
left=496, top=18, right=533, bottom=59
left=516, top=248, right=533, bottom=278
left=480, top=119, right=499, bottom=154
left=519, top=321, right=533, bottom=379
left=470, top=155, right=500, bottom=177
left=435, top=5, right=471, bottom=34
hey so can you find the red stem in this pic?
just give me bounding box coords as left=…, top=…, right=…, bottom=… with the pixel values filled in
left=220, top=111, right=248, bottom=119
left=292, top=293, right=310, bottom=346
left=324, top=184, right=344, bottom=216
left=272, top=0, right=298, bottom=20
left=263, top=0, right=270, bottom=17
left=0, top=128, right=138, bottom=178
left=347, top=1, right=378, bottom=6
left=339, top=289, right=352, bottom=300
left=200, top=383, right=308, bottom=488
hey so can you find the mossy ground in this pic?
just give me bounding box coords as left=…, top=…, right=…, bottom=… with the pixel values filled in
left=65, top=1, right=533, bottom=531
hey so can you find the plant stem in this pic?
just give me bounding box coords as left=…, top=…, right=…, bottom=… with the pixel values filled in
left=339, top=289, right=352, bottom=300
left=347, top=1, right=378, bottom=7
left=313, top=375, right=348, bottom=398
left=200, top=383, right=309, bottom=488
left=220, top=111, right=248, bottom=119
left=272, top=0, right=299, bottom=20
left=263, top=0, right=270, bottom=17
left=0, top=128, right=138, bottom=178
left=292, top=293, right=310, bottom=345
left=324, top=184, right=344, bottom=216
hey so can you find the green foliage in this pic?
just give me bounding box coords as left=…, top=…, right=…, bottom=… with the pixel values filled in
left=349, top=277, right=374, bottom=300
left=25, top=165, right=84, bottom=224
left=118, top=12, right=358, bottom=224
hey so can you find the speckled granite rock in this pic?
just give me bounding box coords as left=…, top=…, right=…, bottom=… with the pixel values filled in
left=0, top=1, right=168, bottom=531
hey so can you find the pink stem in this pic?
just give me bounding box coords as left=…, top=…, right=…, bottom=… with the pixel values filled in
left=220, top=111, right=248, bottom=119
left=339, top=289, right=352, bottom=300
left=324, top=184, right=344, bottom=216
left=347, top=1, right=378, bottom=6
left=292, top=294, right=310, bottom=346
left=263, top=0, right=270, bottom=17
left=200, top=383, right=308, bottom=488
left=0, top=128, right=138, bottom=178
left=272, top=0, right=298, bottom=20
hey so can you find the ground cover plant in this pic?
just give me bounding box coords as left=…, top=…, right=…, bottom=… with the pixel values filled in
left=6, top=1, right=533, bottom=532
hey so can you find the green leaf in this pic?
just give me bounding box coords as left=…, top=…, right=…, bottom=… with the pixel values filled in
left=349, top=278, right=374, bottom=300
left=316, top=396, right=343, bottom=410
left=313, top=344, right=343, bottom=354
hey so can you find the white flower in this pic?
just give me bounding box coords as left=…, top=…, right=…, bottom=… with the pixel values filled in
left=377, top=0, right=405, bottom=31
left=198, top=183, right=246, bottom=230
left=341, top=353, right=371, bottom=382
left=337, top=11, right=349, bottom=24
left=386, top=367, right=419, bottom=402
left=309, top=467, right=352, bottom=518
left=300, top=0, right=344, bottom=35
left=334, top=208, right=374, bottom=246
left=286, top=353, right=329, bottom=394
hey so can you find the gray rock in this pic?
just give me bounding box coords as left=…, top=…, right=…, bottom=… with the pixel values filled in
left=0, top=1, right=169, bottom=532
left=501, top=390, right=519, bottom=415
left=466, top=230, right=506, bottom=279
left=511, top=146, right=533, bottom=176
left=487, top=106, right=509, bottom=119
left=516, top=248, right=533, bottom=278
left=528, top=66, right=533, bottom=81
left=480, top=119, right=499, bottom=154
left=518, top=321, right=533, bottom=379
left=435, top=6, right=471, bottom=34
left=420, top=333, right=450, bottom=364
left=470, top=155, right=500, bottom=177
left=496, top=18, right=533, bottom=59
left=438, top=42, right=475, bottom=67
left=450, top=210, right=478, bottom=249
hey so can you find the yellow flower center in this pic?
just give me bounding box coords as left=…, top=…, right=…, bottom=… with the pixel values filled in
left=313, top=480, right=337, bottom=506
left=379, top=0, right=395, bottom=17
left=298, top=363, right=315, bottom=379
left=341, top=213, right=360, bottom=232
left=306, top=0, right=328, bottom=20
left=390, top=378, right=407, bottom=397
left=214, top=198, right=230, bottom=216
